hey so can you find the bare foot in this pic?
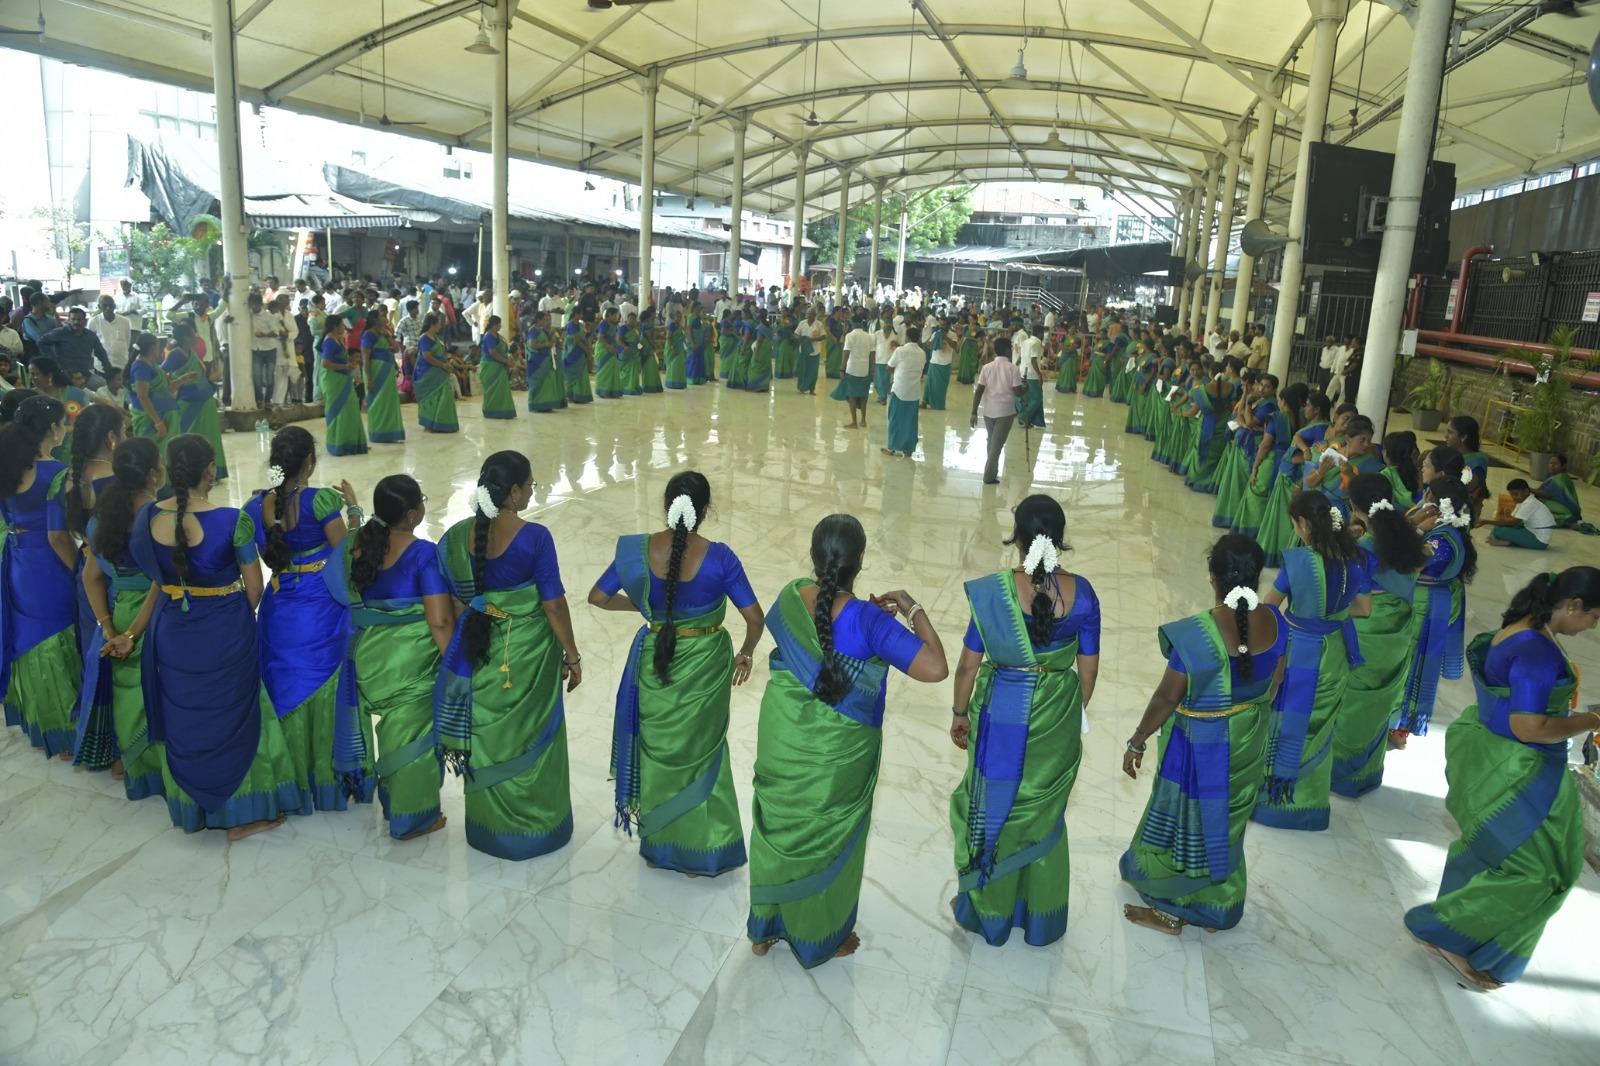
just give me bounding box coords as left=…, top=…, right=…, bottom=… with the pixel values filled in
left=1389, top=731, right=1409, bottom=750
left=833, top=932, right=861, bottom=958
left=751, top=939, right=777, bottom=956
left=1422, top=942, right=1501, bottom=991
left=110, top=758, right=125, bottom=781
left=56, top=751, right=72, bottom=761
left=226, top=814, right=287, bottom=841
left=1123, top=904, right=1184, bottom=935
left=399, top=814, right=447, bottom=841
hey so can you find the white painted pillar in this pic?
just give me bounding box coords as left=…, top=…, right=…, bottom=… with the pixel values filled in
left=489, top=0, right=510, bottom=323
left=727, top=116, right=745, bottom=298
left=1232, top=91, right=1276, bottom=336
left=210, top=0, right=254, bottom=410
left=1206, top=135, right=1242, bottom=335
left=789, top=146, right=807, bottom=297
left=868, top=181, right=884, bottom=294
left=834, top=166, right=851, bottom=302
left=1268, top=0, right=1347, bottom=379
left=1175, top=188, right=1198, bottom=327
left=1189, top=166, right=1219, bottom=336
left=638, top=70, right=657, bottom=305
left=1357, top=0, right=1451, bottom=436
left=895, top=202, right=910, bottom=294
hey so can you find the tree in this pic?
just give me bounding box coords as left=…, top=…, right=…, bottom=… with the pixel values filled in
left=31, top=205, right=90, bottom=287
left=805, top=185, right=974, bottom=273
left=99, top=217, right=222, bottom=331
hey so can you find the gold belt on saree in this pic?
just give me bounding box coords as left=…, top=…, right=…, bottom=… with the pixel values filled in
left=1177, top=702, right=1255, bottom=719
left=160, top=579, right=245, bottom=598
left=270, top=559, right=326, bottom=592
left=649, top=623, right=725, bottom=637
left=989, top=662, right=1071, bottom=674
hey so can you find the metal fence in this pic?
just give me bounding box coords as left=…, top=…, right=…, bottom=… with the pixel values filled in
left=1462, top=254, right=1551, bottom=342
left=1547, top=250, right=1600, bottom=349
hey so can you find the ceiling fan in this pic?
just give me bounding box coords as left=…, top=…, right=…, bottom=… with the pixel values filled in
left=587, top=0, right=675, bottom=9
left=791, top=0, right=857, bottom=128
left=375, top=0, right=425, bottom=127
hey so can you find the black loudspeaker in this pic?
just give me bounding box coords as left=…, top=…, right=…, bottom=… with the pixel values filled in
left=1302, top=143, right=1456, bottom=275
left=1152, top=303, right=1178, bottom=325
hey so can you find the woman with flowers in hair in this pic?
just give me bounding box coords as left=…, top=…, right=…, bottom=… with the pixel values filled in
left=947, top=494, right=1099, bottom=947
left=1391, top=476, right=1479, bottom=746
left=588, top=471, right=766, bottom=875
left=321, top=316, right=369, bottom=456
left=245, top=426, right=368, bottom=810
left=434, top=451, right=583, bottom=860
left=1121, top=534, right=1286, bottom=935
left=1251, top=492, right=1373, bottom=832
left=1405, top=566, right=1600, bottom=991
left=747, top=513, right=947, bottom=966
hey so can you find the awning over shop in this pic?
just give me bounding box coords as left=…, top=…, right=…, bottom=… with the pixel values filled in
left=1058, top=241, right=1182, bottom=280
left=126, top=133, right=403, bottom=233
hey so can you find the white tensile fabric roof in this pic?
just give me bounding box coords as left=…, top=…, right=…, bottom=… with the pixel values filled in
left=8, top=0, right=1596, bottom=222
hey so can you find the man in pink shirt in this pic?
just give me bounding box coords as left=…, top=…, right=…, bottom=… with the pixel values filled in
left=970, top=337, right=1025, bottom=484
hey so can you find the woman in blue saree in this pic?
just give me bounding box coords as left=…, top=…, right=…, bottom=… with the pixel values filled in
left=948, top=496, right=1099, bottom=947
left=361, top=304, right=406, bottom=442
left=0, top=395, right=80, bottom=757
left=1405, top=567, right=1599, bottom=991
left=589, top=471, right=765, bottom=875
left=1253, top=492, right=1374, bottom=832
left=161, top=323, right=230, bottom=479
left=749, top=514, right=948, bottom=966
left=1184, top=360, right=1237, bottom=494
left=1392, top=477, right=1478, bottom=745
left=130, top=433, right=308, bottom=837
left=320, top=316, right=369, bottom=456
left=1124, top=343, right=1157, bottom=437
left=414, top=314, right=461, bottom=432
left=1121, top=535, right=1286, bottom=934
left=1304, top=415, right=1382, bottom=522
left=1211, top=371, right=1264, bottom=530
left=1255, top=387, right=1330, bottom=567
left=1532, top=452, right=1582, bottom=528
left=1230, top=377, right=1296, bottom=540
left=525, top=310, right=567, bottom=412
left=245, top=427, right=371, bottom=811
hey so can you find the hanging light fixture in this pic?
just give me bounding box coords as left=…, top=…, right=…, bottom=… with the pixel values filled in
left=464, top=13, right=498, bottom=55
left=1001, top=47, right=1030, bottom=88
left=1042, top=128, right=1065, bottom=149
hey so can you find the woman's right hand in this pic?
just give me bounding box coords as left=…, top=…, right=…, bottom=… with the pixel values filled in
left=879, top=590, right=916, bottom=617
left=1122, top=743, right=1144, bottom=780
left=950, top=714, right=970, bottom=750
left=561, top=658, right=583, bottom=692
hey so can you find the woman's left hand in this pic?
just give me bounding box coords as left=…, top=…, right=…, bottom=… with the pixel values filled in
left=561, top=659, right=583, bottom=692
left=950, top=714, right=970, bottom=750
left=1122, top=742, right=1144, bottom=780
left=732, top=652, right=754, bottom=686
left=338, top=479, right=358, bottom=508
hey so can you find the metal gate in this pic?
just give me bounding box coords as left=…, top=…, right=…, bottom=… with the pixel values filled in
left=1288, top=271, right=1374, bottom=389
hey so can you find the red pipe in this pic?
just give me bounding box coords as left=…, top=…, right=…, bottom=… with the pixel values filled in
left=1414, top=333, right=1600, bottom=390
left=1404, top=273, right=1424, bottom=331
left=1449, top=244, right=1493, bottom=334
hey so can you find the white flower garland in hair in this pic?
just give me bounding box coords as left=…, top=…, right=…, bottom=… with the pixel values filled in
left=1460, top=467, right=1474, bottom=485
left=470, top=484, right=500, bottom=519
left=265, top=465, right=286, bottom=489
left=1435, top=497, right=1472, bottom=529
left=1223, top=586, right=1260, bottom=612
left=1367, top=498, right=1395, bottom=515
left=1329, top=507, right=1344, bottom=531
left=666, top=494, right=697, bottom=531
left=1023, top=534, right=1060, bottom=577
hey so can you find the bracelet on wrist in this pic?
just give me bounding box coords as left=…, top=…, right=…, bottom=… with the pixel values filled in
left=952, top=709, right=969, bottom=718
left=1126, top=739, right=1147, bottom=755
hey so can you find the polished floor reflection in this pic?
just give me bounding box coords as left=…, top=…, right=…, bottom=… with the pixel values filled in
left=2, top=380, right=1598, bottom=1066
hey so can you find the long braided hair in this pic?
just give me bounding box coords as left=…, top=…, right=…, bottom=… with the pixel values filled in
left=1003, top=494, right=1070, bottom=646
left=652, top=471, right=711, bottom=683
left=0, top=394, right=64, bottom=498
left=92, top=437, right=161, bottom=562
left=260, top=426, right=316, bottom=573
left=64, top=405, right=126, bottom=537
left=164, top=433, right=213, bottom=583
left=462, top=451, right=532, bottom=667
left=1349, top=473, right=1425, bottom=574
left=350, top=474, right=421, bottom=594
left=1208, top=534, right=1266, bottom=681
left=809, top=514, right=866, bottom=706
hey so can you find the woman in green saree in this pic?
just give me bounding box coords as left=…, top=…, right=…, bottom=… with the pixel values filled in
left=717, top=312, right=742, bottom=384
left=775, top=310, right=798, bottom=379
left=525, top=310, right=567, bottom=412
left=1054, top=333, right=1079, bottom=395
left=823, top=310, right=845, bottom=380
left=1254, top=388, right=1331, bottom=567
left=749, top=514, right=948, bottom=966
left=413, top=314, right=460, bottom=433
left=127, top=335, right=176, bottom=457
left=664, top=313, right=690, bottom=390
left=26, top=357, right=106, bottom=465
left=1330, top=474, right=1427, bottom=799
left=1405, top=567, right=1600, bottom=990
left=435, top=451, right=584, bottom=860
left=593, top=310, right=626, bottom=400
left=562, top=313, right=595, bottom=405
left=326, top=475, right=456, bottom=840
left=1121, top=535, right=1286, bottom=934
left=589, top=471, right=765, bottom=875
left=948, top=496, right=1099, bottom=947
left=1532, top=452, right=1582, bottom=528
left=478, top=315, right=517, bottom=419
left=1081, top=342, right=1107, bottom=398
left=956, top=322, right=981, bottom=385
left=1231, top=379, right=1300, bottom=541
left=321, top=317, right=369, bottom=457
left=361, top=304, right=406, bottom=443
left=627, top=312, right=660, bottom=394
left=1378, top=431, right=1421, bottom=510
left=160, top=325, right=230, bottom=480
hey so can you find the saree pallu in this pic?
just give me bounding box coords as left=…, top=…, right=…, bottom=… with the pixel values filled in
left=1167, top=409, right=1199, bottom=477
left=775, top=333, right=798, bottom=378
left=593, top=338, right=625, bottom=399
left=748, top=580, right=889, bottom=967
left=1081, top=356, right=1107, bottom=397
left=434, top=536, right=570, bottom=861
left=562, top=343, right=594, bottom=405
left=873, top=361, right=891, bottom=403
left=321, top=366, right=369, bottom=456
left=746, top=337, right=773, bottom=391
left=1120, top=612, right=1270, bottom=930
left=1253, top=473, right=1303, bottom=568
left=1231, top=443, right=1287, bottom=538
left=795, top=338, right=819, bottom=393
left=1054, top=351, right=1077, bottom=393
left=1210, top=434, right=1253, bottom=529
left=73, top=566, right=165, bottom=800
left=1332, top=570, right=1420, bottom=798
left=479, top=353, right=517, bottom=418
left=886, top=396, right=919, bottom=453
left=527, top=347, right=566, bottom=411
left=323, top=548, right=441, bottom=841
left=1403, top=635, right=1582, bottom=985
left=414, top=363, right=459, bottom=431
left=1540, top=473, right=1580, bottom=526
left=1184, top=403, right=1227, bottom=494
left=620, top=340, right=642, bottom=396
left=365, top=348, right=406, bottom=441
left=0, top=524, right=82, bottom=756
left=1124, top=379, right=1152, bottom=434
left=1109, top=354, right=1133, bottom=404
left=609, top=536, right=744, bottom=875
left=169, top=356, right=230, bottom=479
left=719, top=335, right=740, bottom=381
left=957, top=339, right=979, bottom=384
left=1253, top=554, right=1363, bottom=832
left=824, top=336, right=844, bottom=379
left=949, top=574, right=1081, bottom=947
left=685, top=327, right=707, bottom=384
left=1380, top=465, right=1417, bottom=512
left=1394, top=532, right=1466, bottom=736
left=1017, top=379, right=1045, bottom=429
left=637, top=339, right=663, bottom=394
left=666, top=330, right=690, bottom=390
left=922, top=362, right=950, bottom=409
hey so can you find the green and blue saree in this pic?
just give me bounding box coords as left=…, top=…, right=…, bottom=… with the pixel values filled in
left=1331, top=537, right=1420, bottom=798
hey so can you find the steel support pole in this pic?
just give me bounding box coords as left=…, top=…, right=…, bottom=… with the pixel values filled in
left=210, top=0, right=255, bottom=411
left=789, top=147, right=807, bottom=297
left=868, top=181, right=884, bottom=296
left=489, top=0, right=510, bottom=324
left=638, top=71, right=657, bottom=305
left=1232, top=89, right=1276, bottom=336
left=834, top=166, right=851, bottom=302
left=1357, top=0, right=1451, bottom=436
left=1190, top=165, right=1219, bottom=337
left=1175, top=188, right=1198, bottom=327
left=1206, top=135, right=1242, bottom=335
left=727, top=116, right=745, bottom=298
left=895, top=203, right=909, bottom=295
left=1269, top=0, right=1346, bottom=379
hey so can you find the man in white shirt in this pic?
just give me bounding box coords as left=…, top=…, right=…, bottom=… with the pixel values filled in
left=273, top=293, right=300, bottom=403
left=1327, top=342, right=1352, bottom=403
left=1318, top=334, right=1344, bottom=393
left=1043, top=309, right=1057, bottom=332
left=89, top=295, right=132, bottom=369
left=1014, top=325, right=1047, bottom=429
left=840, top=316, right=875, bottom=429
left=113, top=279, right=145, bottom=331
left=244, top=292, right=282, bottom=407
left=971, top=337, right=1025, bottom=483
left=883, top=325, right=927, bottom=457
left=463, top=291, right=492, bottom=343
left=1482, top=479, right=1556, bottom=549
left=713, top=290, right=734, bottom=320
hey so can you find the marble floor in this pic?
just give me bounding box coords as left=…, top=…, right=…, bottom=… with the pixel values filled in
left=2, top=377, right=1599, bottom=1066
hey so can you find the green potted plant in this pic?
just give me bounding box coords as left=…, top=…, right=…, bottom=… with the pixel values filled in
left=1498, top=325, right=1594, bottom=481
left=1404, top=358, right=1449, bottom=432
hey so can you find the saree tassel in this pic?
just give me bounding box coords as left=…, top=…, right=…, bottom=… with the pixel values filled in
left=337, top=769, right=367, bottom=801
left=441, top=747, right=473, bottom=780
left=1264, top=774, right=1297, bottom=806
left=612, top=803, right=640, bottom=838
